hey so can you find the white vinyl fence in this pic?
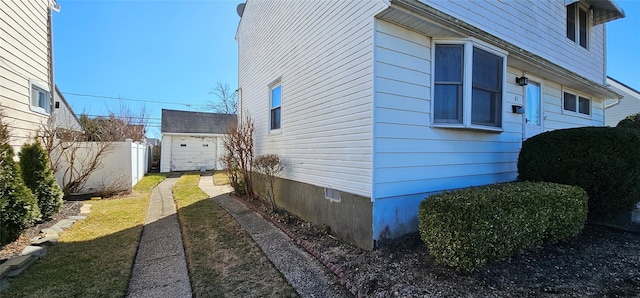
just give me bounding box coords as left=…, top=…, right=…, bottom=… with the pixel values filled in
left=54, top=140, right=148, bottom=194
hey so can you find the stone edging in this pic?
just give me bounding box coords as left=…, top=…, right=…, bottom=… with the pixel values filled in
left=0, top=203, right=92, bottom=294
left=232, top=196, right=361, bottom=297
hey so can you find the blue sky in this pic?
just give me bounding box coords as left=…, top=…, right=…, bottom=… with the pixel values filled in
left=53, top=1, right=639, bottom=138
left=53, top=0, right=241, bottom=138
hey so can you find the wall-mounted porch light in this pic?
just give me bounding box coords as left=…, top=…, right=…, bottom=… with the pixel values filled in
left=516, top=76, right=529, bottom=86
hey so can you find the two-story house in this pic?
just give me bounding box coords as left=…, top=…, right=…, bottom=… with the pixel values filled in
left=1, top=0, right=59, bottom=151
left=236, top=0, right=624, bottom=250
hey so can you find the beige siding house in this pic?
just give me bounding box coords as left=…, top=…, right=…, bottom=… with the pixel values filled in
left=604, top=77, right=640, bottom=126
left=52, top=86, right=82, bottom=133
left=237, top=0, right=624, bottom=250
left=0, top=0, right=59, bottom=150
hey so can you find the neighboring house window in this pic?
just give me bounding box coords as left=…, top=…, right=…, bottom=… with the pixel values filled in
left=563, top=90, right=591, bottom=116
left=433, top=41, right=505, bottom=129
left=270, top=83, right=282, bottom=130
left=566, top=2, right=588, bottom=48
left=30, top=81, right=51, bottom=114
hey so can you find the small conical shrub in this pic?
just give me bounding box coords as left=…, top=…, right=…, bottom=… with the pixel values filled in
left=19, top=141, right=63, bottom=219
left=0, top=144, right=41, bottom=245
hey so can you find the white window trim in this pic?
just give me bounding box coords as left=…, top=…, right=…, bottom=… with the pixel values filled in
left=268, top=78, right=282, bottom=134
left=430, top=38, right=507, bottom=132
left=29, top=80, right=51, bottom=115
left=562, top=87, right=592, bottom=118
left=566, top=2, right=590, bottom=50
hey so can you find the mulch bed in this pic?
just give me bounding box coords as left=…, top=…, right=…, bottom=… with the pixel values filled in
left=237, top=195, right=640, bottom=297
left=0, top=201, right=82, bottom=262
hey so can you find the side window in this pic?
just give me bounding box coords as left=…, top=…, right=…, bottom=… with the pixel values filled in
left=30, top=81, right=51, bottom=114
left=471, top=47, right=503, bottom=127
left=563, top=90, right=591, bottom=116
left=434, top=44, right=464, bottom=124
left=566, top=2, right=589, bottom=49
left=270, top=83, right=282, bottom=130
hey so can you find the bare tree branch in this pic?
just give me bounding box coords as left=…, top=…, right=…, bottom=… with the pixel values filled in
left=205, top=82, right=238, bottom=114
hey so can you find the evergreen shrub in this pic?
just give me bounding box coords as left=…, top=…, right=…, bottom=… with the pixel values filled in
left=518, top=127, right=640, bottom=219
left=418, top=182, right=587, bottom=272
left=0, top=144, right=41, bottom=245
left=19, top=141, right=63, bottom=218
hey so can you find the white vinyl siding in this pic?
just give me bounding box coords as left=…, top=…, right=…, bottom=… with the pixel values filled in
left=604, top=78, right=640, bottom=127
left=238, top=1, right=388, bottom=197
left=0, top=0, right=52, bottom=147
left=418, top=0, right=606, bottom=85
left=372, top=20, right=604, bottom=200
left=373, top=20, right=521, bottom=200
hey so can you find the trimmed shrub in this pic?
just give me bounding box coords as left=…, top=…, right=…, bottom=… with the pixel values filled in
left=0, top=144, right=41, bottom=245
left=19, top=141, right=63, bottom=219
left=418, top=182, right=588, bottom=272
left=616, top=113, right=640, bottom=130
left=518, top=127, right=640, bottom=219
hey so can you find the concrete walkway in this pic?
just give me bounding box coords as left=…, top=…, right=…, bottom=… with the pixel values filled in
left=127, top=177, right=192, bottom=298
left=198, top=173, right=343, bottom=298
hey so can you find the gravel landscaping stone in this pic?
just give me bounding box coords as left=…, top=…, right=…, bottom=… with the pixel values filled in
left=20, top=246, right=47, bottom=257
left=0, top=201, right=82, bottom=261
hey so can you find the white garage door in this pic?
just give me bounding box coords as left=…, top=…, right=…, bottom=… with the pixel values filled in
left=171, top=136, right=217, bottom=172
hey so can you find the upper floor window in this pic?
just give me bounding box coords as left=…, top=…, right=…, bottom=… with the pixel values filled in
left=30, top=81, right=51, bottom=114
left=566, top=2, right=589, bottom=48
left=433, top=41, right=505, bottom=129
left=563, top=90, right=591, bottom=116
left=270, top=82, right=281, bottom=130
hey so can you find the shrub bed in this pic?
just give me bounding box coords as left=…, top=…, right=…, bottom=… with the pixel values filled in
left=518, top=126, right=640, bottom=219
left=418, top=182, right=587, bottom=272
left=0, top=144, right=41, bottom=245
left=19, top=141, right=64, bottom=219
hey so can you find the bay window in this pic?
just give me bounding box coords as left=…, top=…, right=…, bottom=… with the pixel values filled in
left=433, top=41, right=506, bottom=129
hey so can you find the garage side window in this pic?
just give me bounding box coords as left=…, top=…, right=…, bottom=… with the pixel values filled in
left=270, top=82, right=282, bottom=131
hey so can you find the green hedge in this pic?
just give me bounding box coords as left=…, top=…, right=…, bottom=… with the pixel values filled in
left=418, top=182, right=587, bottom=272
left=19, top=141, right=63, bottom=219
left=617, top=113, right=640, bottom=130
left=0, top=144, right=41, bottom=245
left=518, top=127, right=640, bottom=219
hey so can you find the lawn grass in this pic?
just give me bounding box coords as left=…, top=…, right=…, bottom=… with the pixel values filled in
left=173, top=173, right=296, bottom=297
left=213, top=170, right=230, bottom=186
left=2, top=174, right=166, bottom=298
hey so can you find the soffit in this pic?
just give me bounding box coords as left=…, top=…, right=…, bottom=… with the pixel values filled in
left=378, top=0, right=622, bottom=99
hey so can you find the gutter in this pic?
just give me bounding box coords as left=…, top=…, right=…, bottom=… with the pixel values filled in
left=48, top=1, right=60, bottom=127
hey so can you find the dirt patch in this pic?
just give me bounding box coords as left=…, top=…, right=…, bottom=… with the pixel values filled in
left=240, top=196, right=640, bottom=297
left=0, top=201, right=82, bottom=261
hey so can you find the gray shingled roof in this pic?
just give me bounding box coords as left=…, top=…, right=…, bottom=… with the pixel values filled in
left=161, top=109, right=237, bottom=134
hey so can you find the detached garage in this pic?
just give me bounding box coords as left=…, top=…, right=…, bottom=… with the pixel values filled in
left=160, top=109, right=236, bottom=173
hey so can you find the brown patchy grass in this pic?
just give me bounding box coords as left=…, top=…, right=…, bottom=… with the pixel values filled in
left=2, top=174, right=166, bottom=298
left=213, top=170, right=230, bottom=186
left=173, top=173, right=297, bottom=297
